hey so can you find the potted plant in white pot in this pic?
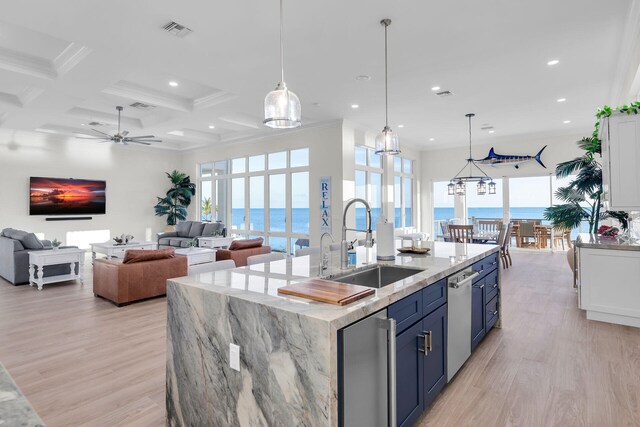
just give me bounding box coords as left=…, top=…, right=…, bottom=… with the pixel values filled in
left=154, top=170, right=196, bottom=232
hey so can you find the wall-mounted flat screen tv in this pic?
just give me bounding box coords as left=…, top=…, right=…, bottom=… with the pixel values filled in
left=29, top=177, right=106, bottom=215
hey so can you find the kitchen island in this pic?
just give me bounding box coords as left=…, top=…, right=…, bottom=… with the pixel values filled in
left=166, top=241, right=500, bottom=427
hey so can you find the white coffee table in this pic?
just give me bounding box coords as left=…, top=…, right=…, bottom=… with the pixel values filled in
left=90, top=241, right=157, bottom=261
left=28, top=248, right=85, bottom=291
left=175, top=248, right=216, bottom=270
left=197, top=236, right=235, bottom=249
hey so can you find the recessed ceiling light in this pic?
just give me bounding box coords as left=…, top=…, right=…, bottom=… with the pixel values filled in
left=547, top=59, right=560, bottom=66
left=312, top=102, right=321, bottom=106
left=429, top=137, right=435, bottom=141
left=557, top=98, right=566, bottom=102
left=563, top=120, right=571, bottom=124
left=488, top=130, right=495, bottom=134
left=351, top=104, right=359, bottom=109
left=355, top=75, right=371, bottom=81
left=398, top=124, right=404, bottom=128
left=208, top=125, right=215, bottom=129
left=169, top=81, right=179, bottom=87
left=431, top=86, right=441, bottom=91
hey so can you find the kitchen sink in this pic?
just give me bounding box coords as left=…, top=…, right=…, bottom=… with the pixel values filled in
left=328, top=265, right=425, bottom=289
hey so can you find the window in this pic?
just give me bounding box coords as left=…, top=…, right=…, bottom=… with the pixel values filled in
left=199, top=148, right=310, bottom=254
left=433, top=181, right=454, bottom=239
left=509, top=176, right=551, bottom=222
left=394, top=156, right=414, bottom=229
left=354, top=146, right=383, bottom=230
left=466, top=178, right=503, bottom=223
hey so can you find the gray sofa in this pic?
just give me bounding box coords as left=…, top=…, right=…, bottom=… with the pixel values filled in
left=0, top=228, right=77, bottom=285
left=157, top=221, right=226, bottom=248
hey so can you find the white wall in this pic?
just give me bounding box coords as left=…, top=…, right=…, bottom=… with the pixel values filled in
left=420, top=134, right=585, bottom=234
left=0, top=130, right=180, bottom=247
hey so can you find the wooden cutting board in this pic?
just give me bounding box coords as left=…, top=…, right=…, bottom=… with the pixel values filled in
left=278, top=279, right=375, bottom=306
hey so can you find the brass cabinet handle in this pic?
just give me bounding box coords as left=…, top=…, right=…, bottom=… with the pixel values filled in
left=418, top=334, right=427, bottom=355
left=491, top=261, right=497, bottom=266
left=492, top=283, right=498, bottom=288
left=472, top=283, right=485, bottom=289
left=489, top=310, right=498, bottom=316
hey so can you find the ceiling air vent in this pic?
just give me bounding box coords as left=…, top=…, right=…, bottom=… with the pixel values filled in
left=435, top=90, right=454, bottom=97
left=162, top=21, right=193, bottom=38
left=480, top=126, right=494, bottom=130
left=88, top=121, right=105, bottom=127
left=129, top=102, right=156, bottom=110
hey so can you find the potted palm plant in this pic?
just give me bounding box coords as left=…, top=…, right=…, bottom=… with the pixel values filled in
left=544, top=105, right=632, bottom=233
left=154, top=170, right=196, bottom=230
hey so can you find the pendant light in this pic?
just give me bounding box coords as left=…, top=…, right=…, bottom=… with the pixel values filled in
left=448, top=113, right=496, bottom=196
left=375, top=19, right=401, bottom=155
left=263, top=0, right=301, bottom=129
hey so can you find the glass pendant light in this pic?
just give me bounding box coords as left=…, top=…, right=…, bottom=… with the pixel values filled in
left=263, top=0, right=301, bottom=129
left=447, top=181, right=455, bottom=195
left=375, top=19, right=401, bottom=155
left=477, top=179, right=487, bottom=195
left=455, top=180, right=466, bottom=196
left=488, top=180, right=497, bottom=195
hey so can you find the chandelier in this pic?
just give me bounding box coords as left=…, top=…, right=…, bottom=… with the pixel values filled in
left=448, top=113, right=496, bottom=196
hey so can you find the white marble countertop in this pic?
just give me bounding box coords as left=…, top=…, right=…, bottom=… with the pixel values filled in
left=168, top=241, right=499, bottom=330
left=576, top=233, right=640, bottom=251
left=0, top=363, right=44, bottom=427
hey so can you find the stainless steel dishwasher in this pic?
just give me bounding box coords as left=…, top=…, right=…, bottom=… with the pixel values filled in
left=447, top=268, right=479, bottom=381
left=340, top=309, right=396, bottom=427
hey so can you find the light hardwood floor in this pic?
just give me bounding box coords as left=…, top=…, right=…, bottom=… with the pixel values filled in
left=1, top=252, right=639, bottom=426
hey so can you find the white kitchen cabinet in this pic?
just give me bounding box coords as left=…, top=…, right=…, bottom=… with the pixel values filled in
left=600, top=112, right=640, bottom=210
left=578, top=246, right=640, bottom=328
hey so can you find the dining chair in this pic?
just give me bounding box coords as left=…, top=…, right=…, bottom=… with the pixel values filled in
left=477, top=220, right=503, bottom=243
left=295, top=247, right=320, bottom=257
left=496, top=223, right=509, bottom=268
left=503, top=223, right=513, bottom=267
left=534, top=225, right=551, bottom=249
left=440, top=222, right=451, bottom=242
left=247, top=252, right=286, bottom=266
left=551, top=228, right=569, bottom=250
left=518, top=222, right=536, bottom=247
left=449, top=225, right=474, bottom=243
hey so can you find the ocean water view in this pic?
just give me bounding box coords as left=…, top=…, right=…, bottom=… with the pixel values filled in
left=217, top=207, right=584, bottom=248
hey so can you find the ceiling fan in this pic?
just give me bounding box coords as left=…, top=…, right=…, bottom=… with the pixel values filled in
left=76, top=106, right=161, bottom=146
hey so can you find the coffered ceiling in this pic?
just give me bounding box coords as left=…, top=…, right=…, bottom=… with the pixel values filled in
left=0, top=0, right=638, bottom=151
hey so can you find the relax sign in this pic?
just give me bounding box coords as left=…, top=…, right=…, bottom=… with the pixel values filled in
left=320, top=177, right=331, bottom=233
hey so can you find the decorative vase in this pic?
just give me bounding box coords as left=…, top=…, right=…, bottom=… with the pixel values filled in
left=165, top=225, right=176, bottom=232
left=53, top=246, right=59, bottom=251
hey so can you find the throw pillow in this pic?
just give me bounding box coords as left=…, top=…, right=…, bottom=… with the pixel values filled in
left=176, top=221, right=192, bottom=237
left=19, top=233, right=44, bottom=250
left=123, top=248, right=175, bottom=264
left=5, top=229, right=27, bottom=240
left=202, top=222, right=222, bottom=237
left=228, top=238, right=263, bottom=250
left=188, top=222, right=205, bottom=238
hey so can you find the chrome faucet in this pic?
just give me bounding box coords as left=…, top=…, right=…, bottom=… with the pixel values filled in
left=319, top=232, right=334, bottom=276
left=341, top=198, right=374, bottom=269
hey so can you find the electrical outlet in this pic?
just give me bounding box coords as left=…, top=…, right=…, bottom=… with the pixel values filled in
left=230, top=343, right=240, bottom=371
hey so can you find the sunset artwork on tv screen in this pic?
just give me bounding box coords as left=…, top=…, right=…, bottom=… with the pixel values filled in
left=29, top=177, right=106, bottom=215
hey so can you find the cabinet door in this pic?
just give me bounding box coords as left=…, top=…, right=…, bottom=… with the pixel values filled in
left=606, top=114, right=640, bottom=210
left=396, top=322, right=424, bottom=427
left=471, top=276, right=486, bottom=351
left=422, top=303, right=448, bottom=409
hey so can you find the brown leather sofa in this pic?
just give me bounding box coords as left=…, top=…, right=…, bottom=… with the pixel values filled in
left=215, top=238, right=271, bottom=267
left=93, top=249, right=188, bottom=306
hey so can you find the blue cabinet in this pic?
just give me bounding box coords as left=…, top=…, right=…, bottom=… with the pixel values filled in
left=422, top=303, right=447, bottom=409
left=396, top=322, right=424, bottom=427
left=471, top=275, right=486, bottom=351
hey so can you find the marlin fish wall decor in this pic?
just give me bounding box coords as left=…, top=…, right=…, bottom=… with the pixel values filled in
left=476, top=145, right=547, bottom=169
